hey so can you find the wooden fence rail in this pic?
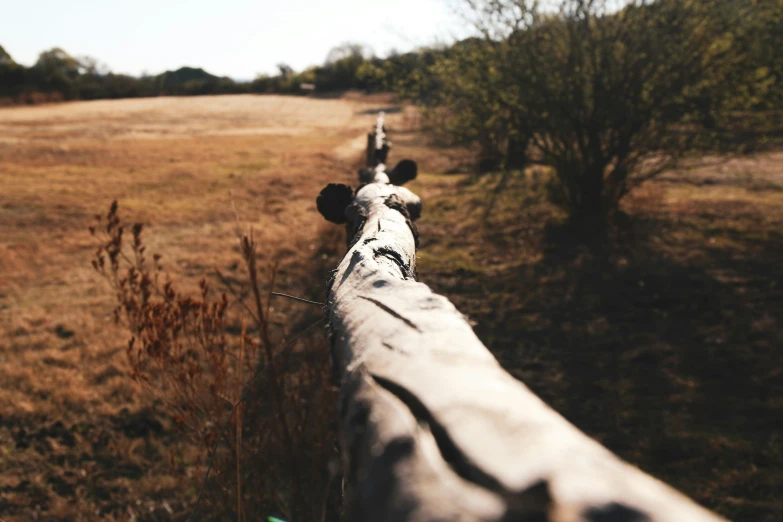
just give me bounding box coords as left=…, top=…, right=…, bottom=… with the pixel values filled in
left=315, top=115, right=725, bottom=522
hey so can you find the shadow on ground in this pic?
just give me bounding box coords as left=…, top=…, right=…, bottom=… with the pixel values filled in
left=417, top=173, right=783, bottom=522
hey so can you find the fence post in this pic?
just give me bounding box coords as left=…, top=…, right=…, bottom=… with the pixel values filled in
left=315, top=116, right=725, bottom=522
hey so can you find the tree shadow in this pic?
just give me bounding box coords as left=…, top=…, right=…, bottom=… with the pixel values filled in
left=451, top=215, right=782, bottom=521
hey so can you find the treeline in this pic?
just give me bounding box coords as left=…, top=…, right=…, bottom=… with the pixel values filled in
left=0, top=46, right=255, bottom=104
left=252, top=43, right=448, bottom=97
left=0, top=42, right=441, bottom=105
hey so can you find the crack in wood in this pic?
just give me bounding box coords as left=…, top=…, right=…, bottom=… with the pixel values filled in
left=373, top=246, right=414, bottom=280
left=358, top=295, right=421, bottom=331
left=369, top=373, right=509, bottom=495
left=339, top=250, right=364, bottom=287
left=383, top=193, right=421, bottom=248
left=381, top=341, right=410, bottom=356
left=368, top=375, right=579, bottom=522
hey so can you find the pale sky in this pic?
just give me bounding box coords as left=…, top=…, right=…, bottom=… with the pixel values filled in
left=0, top=0, right=471, bottom=80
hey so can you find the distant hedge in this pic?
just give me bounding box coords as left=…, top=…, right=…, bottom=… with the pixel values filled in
left=0, top=43, right=445, bottom=104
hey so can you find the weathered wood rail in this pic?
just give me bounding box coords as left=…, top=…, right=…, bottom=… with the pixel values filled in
left=316, top=115, right=725, bottom=522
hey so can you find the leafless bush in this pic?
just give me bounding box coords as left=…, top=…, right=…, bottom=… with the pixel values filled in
left=90, top=201, right=339, bottom=521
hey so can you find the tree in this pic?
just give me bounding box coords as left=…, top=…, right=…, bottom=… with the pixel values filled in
left=32, top=47, right=81, bottom=97
left=0, top=45, right=15, bottom=66
left=276, top=63, right=294, bottom=78
left=316, top=43, right=370, bottom=91
left=430, top=0, right=772, bottom=224
left=34, top=47, right=80, bottom=79
left=0, top=45, right=25, bottom=98
left=77, top=55, right=110, bottom=76
left=426, top=38, right=512, bottom=171
left=715, top=0, right=783, bottom=111
left=324, top=42, right=370, bottom=65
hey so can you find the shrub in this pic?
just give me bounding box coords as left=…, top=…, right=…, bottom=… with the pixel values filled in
left=90, top=201, right=339, bottom=521
left=422, top=0, right=781, bottom=225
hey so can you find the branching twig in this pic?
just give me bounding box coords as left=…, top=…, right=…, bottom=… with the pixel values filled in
left=271, top=292, right=324, bottom=307
left=186, top=318, right=325, bottom=522
left=241, top=231, right=304, bottom=514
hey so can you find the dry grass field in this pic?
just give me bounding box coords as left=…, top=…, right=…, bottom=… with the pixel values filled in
left=0, top=93, right=408, bottom=521
left=1, top=93, right=782, bottom=521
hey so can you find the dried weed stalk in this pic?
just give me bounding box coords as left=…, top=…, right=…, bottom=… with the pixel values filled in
left=90, top=201, right=339, bottom=521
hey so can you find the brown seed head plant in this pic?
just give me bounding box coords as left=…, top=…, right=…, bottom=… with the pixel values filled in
left=90, top=201, right=340, bottom=522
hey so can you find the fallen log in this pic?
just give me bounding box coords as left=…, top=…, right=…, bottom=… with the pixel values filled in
left=316, top=118, right=725, bottom=522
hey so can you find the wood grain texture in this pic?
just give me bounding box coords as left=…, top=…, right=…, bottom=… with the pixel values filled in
left=320, top=149, right=725, bottom=522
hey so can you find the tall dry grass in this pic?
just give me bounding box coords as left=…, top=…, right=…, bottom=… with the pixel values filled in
left=90, top=200, right=340, bottom=521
